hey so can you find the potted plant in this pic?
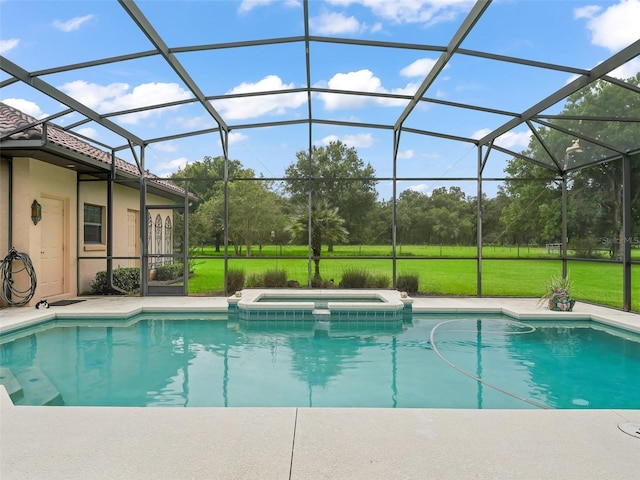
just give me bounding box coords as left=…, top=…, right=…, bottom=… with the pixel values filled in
left=539, top=274, right=575, bottom=311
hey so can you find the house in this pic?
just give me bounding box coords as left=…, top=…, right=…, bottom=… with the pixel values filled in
left=0, top=102, right=190, bottom=307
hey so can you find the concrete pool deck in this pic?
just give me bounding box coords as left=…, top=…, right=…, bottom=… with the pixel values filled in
left=1, top=295, right=639, bottom=479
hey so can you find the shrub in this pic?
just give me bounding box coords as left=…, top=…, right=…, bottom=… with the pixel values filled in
left=226, top=267, right=245, bottom=294
left=570, top=237, right=605, bottom=259
left=245, top=272, right=263, bottom=288
left=154, top=263, right=184, bottom=281
left=187, top=247, right=202, bottom=273
left=340, top=267, right=369, bottom=288
left=397, top=273, right=419, bottom=294
left=368, top=273, right=390, bottom=288
left=263, top=269, right=287, bottom=288
left=90, top=267, right=140, bottom=294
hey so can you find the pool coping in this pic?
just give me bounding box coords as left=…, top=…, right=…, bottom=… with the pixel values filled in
left=1, top=293, right=638, bottom=336
left=229, top=287, right=413, bottom=312
left=1, top=294, right=640, bottom=480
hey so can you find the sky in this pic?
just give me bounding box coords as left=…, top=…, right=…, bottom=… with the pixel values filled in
left=1, top=0, right=639, bottom=199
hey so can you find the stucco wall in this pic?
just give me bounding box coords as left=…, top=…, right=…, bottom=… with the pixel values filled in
left=77, top=179, right=175, bottom=294
left=0, top=159, right=9, bottom=261
left=0, top=159, right=9, bottom=307
left=9, top=157, right=78, bottom=306
left=2, top=153, right=181, bottom=304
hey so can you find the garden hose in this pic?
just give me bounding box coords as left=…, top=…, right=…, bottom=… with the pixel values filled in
left=430, top=318, right=551, bottom=410
left=0, top=247, right=37, bottom=306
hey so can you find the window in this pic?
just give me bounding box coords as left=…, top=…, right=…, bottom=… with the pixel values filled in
left=155, top=214, right=163, bottom=262
left=147, top=212, right=152, bottom=253
left=165, top=216, right=172, bottom=258
left=84, top=204, right=103, bottom=244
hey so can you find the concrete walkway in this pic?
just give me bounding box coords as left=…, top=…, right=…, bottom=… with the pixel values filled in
left=1, top=296, right=639, bottom=479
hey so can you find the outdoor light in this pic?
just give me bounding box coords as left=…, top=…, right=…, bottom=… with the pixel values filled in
left=563, top=139, right=583, bottom=170
left=565, top=139, right=583, bottom=156
left=31, top=199, right=42, bottom=225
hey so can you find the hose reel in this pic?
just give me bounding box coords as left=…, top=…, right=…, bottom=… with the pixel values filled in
left=0, top=247, right=37, bottom=306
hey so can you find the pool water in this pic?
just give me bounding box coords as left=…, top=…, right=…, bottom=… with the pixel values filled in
left=1, top=314, right=639, bottom=409
left=256, top=296, right=384, bottom=303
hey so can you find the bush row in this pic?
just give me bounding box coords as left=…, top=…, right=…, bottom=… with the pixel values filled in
left=90, top=266, right=420, bottom=295
left=89, top=263, right=185, bottom=294
left=90, top=267, right=140, bottom=294
left=154, top=263, right=184, bottom=281
left=226, top=268, right=419, bottom=294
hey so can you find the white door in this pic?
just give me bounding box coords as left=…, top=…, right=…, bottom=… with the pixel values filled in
left=40, top=196, right=65, bottom=297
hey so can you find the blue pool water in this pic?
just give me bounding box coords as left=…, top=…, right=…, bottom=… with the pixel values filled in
left=1, top=313, right=639, bottom=409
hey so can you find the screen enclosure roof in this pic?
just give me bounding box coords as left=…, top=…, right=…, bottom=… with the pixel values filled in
left=1, top=0, right=639, bottom=182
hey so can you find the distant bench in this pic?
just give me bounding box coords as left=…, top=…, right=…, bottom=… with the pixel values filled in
left=546, top=243, right=562, bottom=254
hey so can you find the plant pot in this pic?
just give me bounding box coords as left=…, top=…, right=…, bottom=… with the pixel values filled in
left=549, top=291, right=575, bottom=311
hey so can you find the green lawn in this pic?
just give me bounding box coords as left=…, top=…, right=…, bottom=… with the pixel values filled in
left=186, top=244, right=639, bottom=311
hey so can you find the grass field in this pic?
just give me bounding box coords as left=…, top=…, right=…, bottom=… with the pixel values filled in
left=186, top=244, right=639, bottom=312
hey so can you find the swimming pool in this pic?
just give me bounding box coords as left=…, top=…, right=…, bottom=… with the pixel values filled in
left=1, top=312, right=639, bottom=409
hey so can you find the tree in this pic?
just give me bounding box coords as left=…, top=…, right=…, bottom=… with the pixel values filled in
left=561, top=74, right=640, bottom=259
left=395, top=187, right=475, bottom=245
left=501, top=74, right=640, bottom=255
left=171, top=155, right=244, bottom=205
left=285, top=199, right=348, bottom=281
left=284, top=141, right=377, bottom=245
left=198, top=173, right=283, bottom=256
left=499, top=157, right=559, bottom=245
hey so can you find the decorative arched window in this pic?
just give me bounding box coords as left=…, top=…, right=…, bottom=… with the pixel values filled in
left=155, top=214, right=163, bottom=263
left=165, top=216, right=172, bottom=262
left=147, top=212, right=152, bottom=255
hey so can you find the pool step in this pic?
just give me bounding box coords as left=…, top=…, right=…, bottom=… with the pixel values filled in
left=0, top=367, right=24, bottom=402
left=0, top=367, right=64, bottom=406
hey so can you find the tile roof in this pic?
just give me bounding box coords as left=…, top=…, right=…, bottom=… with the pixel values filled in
left=0, top=102, right=185, bottom=195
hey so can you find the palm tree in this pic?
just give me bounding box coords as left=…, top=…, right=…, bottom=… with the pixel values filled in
left=286, top=199, right=349, bottom=281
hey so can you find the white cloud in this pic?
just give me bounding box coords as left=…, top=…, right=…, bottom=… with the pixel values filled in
left=53, top=14, right=94, bottom=32
left=152, top=142, right=178, bottom=153
left=317, top=69, right=415, bottom=110
left=317, top=134, right=340, bottom=146
left=574, top=5, right=601, bottom=19
left=211, top=75, right=306, bottom=120
left=238, top=0, right=300, bottom=14
left=608, top=57, right=640, bottom=79
left=75, top=127, right=97, bottom=139
left=397, top=149, right=414, bottom=159
left=172, top=114, right=213, bottom=130
left=228, top=131, right=248, bottom=146
left=2, top=98, right=46, bottom=118
left=575, top=0, right=640, bottom=51
left=400, top=58, right=439, bottom=77
left=0, top=38, right=19, bottom=54
left=154, top=157, right=189, bottom=176
left=324, top=0, right=474, bottom=26
left=310, top=12, right=362, bottom=35
left=58, top=80, right=192, bottom=124
left=408, top=183, right=433, bottom=194
left=341, top=132, right=374, bottom=148
left=473, top=128, right=531, bottom=149
left=59, top=80, right=129, bottom=109
left=318, top=132, right=374, bottom=148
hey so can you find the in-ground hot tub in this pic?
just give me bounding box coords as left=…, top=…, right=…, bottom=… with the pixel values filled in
left=228, top=289, right=413, bottom=321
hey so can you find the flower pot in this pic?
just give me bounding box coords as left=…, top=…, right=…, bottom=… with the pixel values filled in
left=549, top=291, right=575, bottom=311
